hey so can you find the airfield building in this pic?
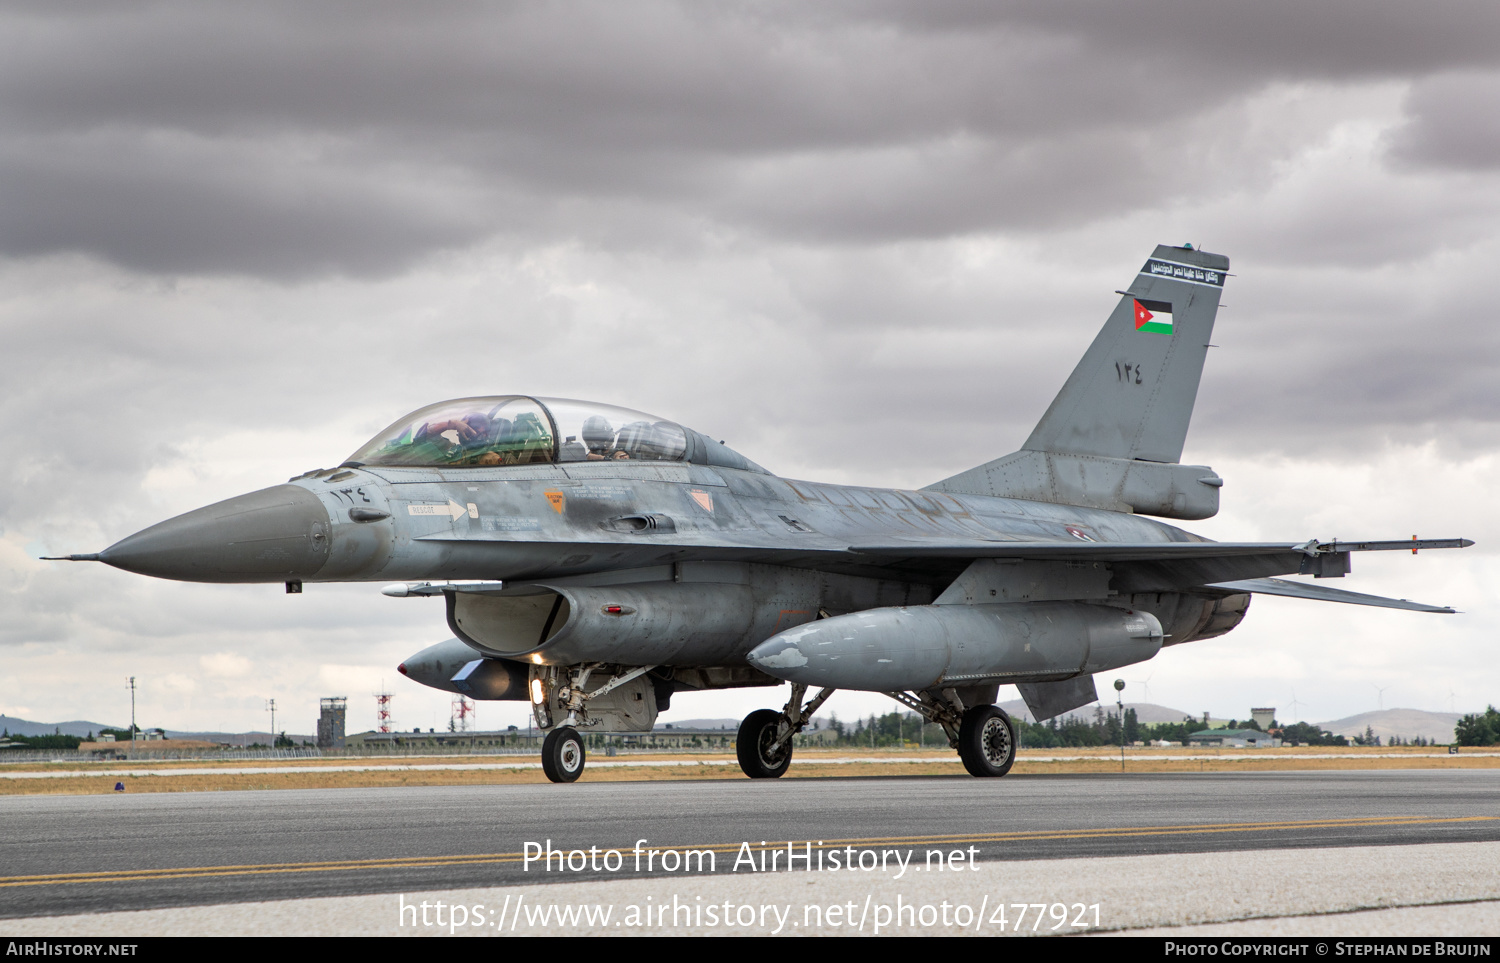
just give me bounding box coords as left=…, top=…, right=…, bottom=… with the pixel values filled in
left=317, top=697, right=347, bottom=749
left=1188, top=729, right=1279, bottom=748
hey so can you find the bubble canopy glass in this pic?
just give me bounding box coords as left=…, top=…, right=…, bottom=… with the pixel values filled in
left=343, top=396, right=766, bottom=473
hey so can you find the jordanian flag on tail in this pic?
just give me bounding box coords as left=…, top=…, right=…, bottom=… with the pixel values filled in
left=1133, top=298, right=1173, bottom=335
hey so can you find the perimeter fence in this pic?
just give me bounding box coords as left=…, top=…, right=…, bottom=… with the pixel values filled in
left=0, top=740, right=767, bottom=764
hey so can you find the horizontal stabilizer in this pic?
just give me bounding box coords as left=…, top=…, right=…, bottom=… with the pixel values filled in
left=1207, top=578, right=1457, bottom=614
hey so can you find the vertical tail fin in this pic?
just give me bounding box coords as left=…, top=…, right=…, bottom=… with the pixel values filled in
left=926, top=245, right=1228, bottom=520
left=1024, top=244, right=1227, bottom=462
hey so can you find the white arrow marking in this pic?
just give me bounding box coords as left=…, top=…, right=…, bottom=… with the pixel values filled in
left=407, top=500, right=468, bottom=520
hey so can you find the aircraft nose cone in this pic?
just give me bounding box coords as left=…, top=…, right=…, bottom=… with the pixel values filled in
left=99, top=485, right=332, bottom=582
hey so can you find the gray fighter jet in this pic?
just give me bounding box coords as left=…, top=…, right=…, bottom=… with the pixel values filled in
left=49, top=245, right=1471, bottom=783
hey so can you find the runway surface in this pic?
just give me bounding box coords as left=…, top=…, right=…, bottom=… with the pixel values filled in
left=3, top=770, right=1498, bottom=920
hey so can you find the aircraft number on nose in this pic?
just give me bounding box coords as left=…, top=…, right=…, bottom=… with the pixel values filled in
left=330, top=487, right=373, bottom=504
left=1115, top=361, right=1144, bottom=385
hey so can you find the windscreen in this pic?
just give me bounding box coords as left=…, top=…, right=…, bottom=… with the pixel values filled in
left=345, top=397, right=555, bottom=467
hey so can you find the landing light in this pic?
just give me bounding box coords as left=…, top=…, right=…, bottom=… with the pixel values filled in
left=530, top=679, right=545, bottom=704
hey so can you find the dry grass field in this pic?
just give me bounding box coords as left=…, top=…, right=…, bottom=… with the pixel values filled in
left=2, top=746, right=1497, bottom=795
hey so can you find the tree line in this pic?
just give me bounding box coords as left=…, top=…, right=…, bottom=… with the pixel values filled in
left=816, top=710, right=1364, bottom=748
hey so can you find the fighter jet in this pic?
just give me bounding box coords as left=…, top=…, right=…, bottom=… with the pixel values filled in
left=49, top=244, right=1471, bottom=783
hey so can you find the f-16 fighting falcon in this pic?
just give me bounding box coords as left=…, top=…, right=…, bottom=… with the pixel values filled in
left=49, top=245, right=1471, bottom=783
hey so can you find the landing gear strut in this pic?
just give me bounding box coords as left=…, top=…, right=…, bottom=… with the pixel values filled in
left=532, top=662, right=657, bottom=784
left=884, top=688, right=1016, bottom=778
left=736, top=683, right=836, bottom=779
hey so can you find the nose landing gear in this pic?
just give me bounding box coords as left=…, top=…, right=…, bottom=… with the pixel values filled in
left=541, top=726, right=586, bottom=783
left=532, top=662, right=658, bottom=783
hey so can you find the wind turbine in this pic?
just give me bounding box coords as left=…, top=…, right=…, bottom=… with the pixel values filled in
left=1131, top=669, right=1156, bottom=707
left=1287, top=688, right=1306, bottom=723
left=1371, top=683, right=1391, bottom=712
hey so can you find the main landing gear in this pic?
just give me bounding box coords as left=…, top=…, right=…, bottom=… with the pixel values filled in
left=737, top=685, right=1017, bottom=778
left=885, top=688, right=1017, bottom=777
left=736, top=683, right=836, bottom=779
left=955, top=704, right=1016, bottom=778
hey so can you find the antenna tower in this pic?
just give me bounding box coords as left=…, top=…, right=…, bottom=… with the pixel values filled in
left=375, top=688, right=394, bottom=733
left=451, top=695, right=475, bottom=732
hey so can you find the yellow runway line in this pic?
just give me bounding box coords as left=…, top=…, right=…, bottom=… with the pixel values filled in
left=3, top=815, right=1492, bottom=889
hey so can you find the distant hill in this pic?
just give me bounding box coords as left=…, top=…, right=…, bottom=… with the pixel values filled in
left=0, top=715, right=117, bottom=738
left=998, top=700, right=1200, bottom=725
left=1313, top=708, right=1460, bottom=743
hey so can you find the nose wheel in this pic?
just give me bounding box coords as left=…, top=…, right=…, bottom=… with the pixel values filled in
left=541, top=726, right=586, bottom=783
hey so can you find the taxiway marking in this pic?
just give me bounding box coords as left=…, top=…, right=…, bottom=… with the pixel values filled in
left=2, top=816, right=1492, bottom=890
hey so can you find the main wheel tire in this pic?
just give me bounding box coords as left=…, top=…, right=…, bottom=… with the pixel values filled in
left=541, top=726, right=586, bottom=783
left=956, top=705, right=1016, bottom=778
left=736, top=708, right=793, bottom=779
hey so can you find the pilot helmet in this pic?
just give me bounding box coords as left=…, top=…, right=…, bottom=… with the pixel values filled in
left=581, top=415, right=615, bottom=453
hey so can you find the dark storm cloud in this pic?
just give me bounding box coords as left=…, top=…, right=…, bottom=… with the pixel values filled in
left=894, top=1, right=1500, bottom=78
left=1389, top=72, right=1500, bottom=171
left=4, top=1, right=1499, bottom=277
left=0, top=136, right=491, bottom=277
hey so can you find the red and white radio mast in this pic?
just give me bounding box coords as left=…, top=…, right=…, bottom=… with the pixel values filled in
left=375, top=688, right=394, bottom=733
left=451, top=695, right=475, bottom=732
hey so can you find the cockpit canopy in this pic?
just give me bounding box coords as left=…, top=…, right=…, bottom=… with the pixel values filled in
left=344, top=396, right=768, bottom=474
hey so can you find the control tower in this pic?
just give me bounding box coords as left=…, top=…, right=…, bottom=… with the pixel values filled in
left=317, top=697, right=347, bottom=749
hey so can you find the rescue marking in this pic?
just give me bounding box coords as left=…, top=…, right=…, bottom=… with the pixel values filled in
left=407, top=500, right=473, bottom=521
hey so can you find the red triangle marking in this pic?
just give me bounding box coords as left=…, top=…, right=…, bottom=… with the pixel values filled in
left=1133, top=299, right=1152, bottom=330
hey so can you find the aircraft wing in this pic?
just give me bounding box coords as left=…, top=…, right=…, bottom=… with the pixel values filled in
left=1205, top=577, right=1457, bottom=614
left=846, top=537, right=1472, bottom=591
left=845, top=538, right=1471, bottom=562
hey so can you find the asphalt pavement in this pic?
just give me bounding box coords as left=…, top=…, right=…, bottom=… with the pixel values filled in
left=3, top=770, right=1497, bottom=919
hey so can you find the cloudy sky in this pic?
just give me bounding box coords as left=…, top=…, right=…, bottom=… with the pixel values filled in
left=4, top=1, right=1498, bottom=738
